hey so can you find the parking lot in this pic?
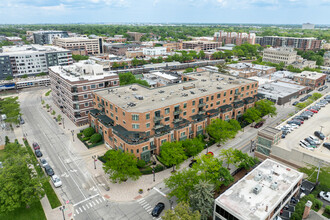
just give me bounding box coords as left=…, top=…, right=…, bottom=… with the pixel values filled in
left=276, top=96, right=330, bottom=161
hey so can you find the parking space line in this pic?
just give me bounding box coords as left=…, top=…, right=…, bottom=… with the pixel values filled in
left=98, top=198, right=103, bottom=203
left=89, top=202, right=93, bottom=207
left=75, top=209, right=79, bottom=214
left=79, top=207, right=82, bottom=213
left=102, top=197, right=106, bottom=201
left=86, top=204, right=89, bottom=209
left=96, top=200, right=99, bottom=204
left=82, top=205, right=86, bottom=211
left=92, top=201, right=96, bottom=206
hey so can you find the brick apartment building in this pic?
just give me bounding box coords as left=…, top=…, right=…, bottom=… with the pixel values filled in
left=214, top=31, right=256, bottom=46
left=157, top=42, right=183, bottom=52
left=49, top=61, right=119, bottom=126
left=105, top=35, right=127, bottom=43
left=182, top=41, right=221, bottom=51
left=89, top=72, right=259, bottom=161
left=104, top=43, right=143, bottom=56
left=293, top=71, right=326, bottom=89
left=256, top=36, right=321, bottom=51
left=53, top=37, right=103, bottom=55
left=127, top=32, right=146, bottom=41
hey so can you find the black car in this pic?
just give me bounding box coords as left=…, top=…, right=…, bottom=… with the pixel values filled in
left=292, top=101, right=299, bottom=106
left=299, top=98, right=305, bottom=102
left=299, top=115, right=309, bottom=120
left=305, top=138, right=317, bottom=146
left=293, top=116, right=305, bottom=121
left=314, top=131, right=325, bottom=140
left=151, top=202, right=165, bottom=217
left=287, top=120, right=301, bottom=126
left=318, top=87, right=324, bottom=91
left=35, top=149, right=43, bottom=158
left=44, top=165, right=55, bottom=176
left=323, top=143, right=330, bottom=150
left=254, top=121, right=264, bottom=128
left=281, top=134, right=286, bottom=139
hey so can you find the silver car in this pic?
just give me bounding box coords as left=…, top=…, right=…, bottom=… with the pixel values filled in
left=51, top=175, right=62, bottom=188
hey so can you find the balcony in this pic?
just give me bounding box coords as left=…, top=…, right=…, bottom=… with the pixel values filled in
left=150, top=145, right=157, bottom=150
left=198, top=110, right=206, bottom=115
left=153, top=115, right=164, bottom=122
left=198, top=103, right=206, bottom=107
left=154, top=123, right=164, bottom=130
left=173, top=109, right=182, bottom=115
left=173, top=117, right=183, bottom=123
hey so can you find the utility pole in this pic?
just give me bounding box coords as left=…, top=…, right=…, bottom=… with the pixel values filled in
left=71, top=130, right=74, bottom=142
left=152, top=167, right=155, bottom=182
left=92, top=155, right=97, bottom=169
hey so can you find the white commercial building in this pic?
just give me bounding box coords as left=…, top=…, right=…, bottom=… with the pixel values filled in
left=263, top=47, right=297, bottom=65
left=302, top=23, right=315, bottom=30
left=142, top=47, right=167, bottom=56
left=214, top=159, right=303, bottom=220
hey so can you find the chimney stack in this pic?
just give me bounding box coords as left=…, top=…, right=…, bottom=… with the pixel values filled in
left=302, top=200, right=313, bottom=219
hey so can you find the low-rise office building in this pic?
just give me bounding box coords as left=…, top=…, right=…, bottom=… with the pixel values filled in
left=33, top=31, right=69, bottom=45
left=214, top=158, right=303, bottom=220
left=293, top=71, right=326, bottom=89
left=227, top=63, right=276, bottom=75
left=89, top=72, right=259, bottom=161
left=0, top=44, right=73, bottom=79
left=53, top=37, right=102, bottom=55
left=141, top=71, right=180, bottom=87
left=182, top=41, right=221, bottom=51
left=262, top=47, right=298, bottom=65
left=49, top=61, right=119, bottom=126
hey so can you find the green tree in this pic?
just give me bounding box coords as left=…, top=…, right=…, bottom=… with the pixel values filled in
left=21, top=74, right=28, bottom=78
left=51, top=110, right=56, bottom=115
left=103, top=150, right=141, bottom=183
left=219, top=148, right=237, bottom=169
left=216, top=63, right=229, bottom=74
left=232, top=149, right=258, bottom=170
left=160, top=142, right=187, bottom=171
left=255, top=99, right=277, bottom=117
left=72, top=54, right=89, bottom=61
left=242, top=107, right=261, bottom=124
left=165, top=168, right=200, bottom=202
left=206, top=119, right=239, bottom=145
left=0, top=96, right=21, bottom=124
left=309, top=92, right=322, bottom=101
left=0, top=142, right=45, bottom=213
left=189, top=180, right=214, bottom=220
left=184, top=68, right=194, bottom=73
left=182, top=137, right=204, bottom=158
left=56, top=114, right=62, bottom=122
left=119, top=72, right=149, bottom=87
left=89, top=133, right=102, bottom=143
left=295, top=102, right=307, bottom=110
left=5, top=76, right=13, bottom=80
left=83, top=127, right=95, bottom=137
left=162, top=202, right=201, bottom=220
left=198, top=50, right=205, bottom=59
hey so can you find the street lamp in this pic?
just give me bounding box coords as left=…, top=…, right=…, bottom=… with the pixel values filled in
left=62, top=118, right=65, bottom=129
left=71, top=130, right=74, bottom=142
left=152, top=167, right=155, bottom=182
left=59, top=205, right=65, bottom=220
left=92, top=155, right=97, bottom=169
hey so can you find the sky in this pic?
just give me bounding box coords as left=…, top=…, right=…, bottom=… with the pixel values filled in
left=0, top=0, right=329, bottom=25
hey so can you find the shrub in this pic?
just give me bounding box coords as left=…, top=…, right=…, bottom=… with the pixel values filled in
left=83, top=127, right=95, bottom=137
left=137, top=159, right=146, bottom=168
left=325, top=205, right=330, bottom=214
left=154, top=164, right=164, bottom=172
left=140, top=167, right=153, bottom=175
left=82, top=137, right=90, bottom=141
left=90, top=133, right=102, bottom=144
left=314, top=199, right=323, bottom=210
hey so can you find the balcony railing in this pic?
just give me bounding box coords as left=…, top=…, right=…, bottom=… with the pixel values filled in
left=154, top=123, right=164, bottom=130
left=150, top=145, right=157, bottom=150
left=173, top=109, right=182, bottom=115
left=198, top=110, right=206, bottom=115
left=153, top=115, right=164, bottom=122
left=198, top=103, right=206, bottom=107
left=173, top=117, right=183, bottom=123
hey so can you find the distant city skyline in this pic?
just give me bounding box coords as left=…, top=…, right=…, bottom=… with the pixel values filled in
left=0, top=0, right=329, bottom=25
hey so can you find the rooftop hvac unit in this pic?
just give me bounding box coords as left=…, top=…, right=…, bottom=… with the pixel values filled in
left=267, top=175, right=273, bottom=182
left=253, top=185, right=262, bottom=195
left=135, top=95, right=143, bottom=100
left=254, top=173, right=263, bottom=181
left=270, top=182, right=278, bottom=190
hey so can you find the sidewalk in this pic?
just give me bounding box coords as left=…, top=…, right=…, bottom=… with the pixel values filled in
left=40, top=195, right=74, bottom=220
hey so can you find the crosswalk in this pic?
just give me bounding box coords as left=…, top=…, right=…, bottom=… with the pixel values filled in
left=137, top=198, right=162, bottom=220
left=73, top=194, right=106, bottom=216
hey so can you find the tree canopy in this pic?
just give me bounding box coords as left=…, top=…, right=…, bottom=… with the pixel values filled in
left=162, top=202, right=201, bottom=220
left=255, top=99, right=277, bottom=117
left=181, top=137, right=204, bottom=158
left=0, top=96, right=21, bottom=124
left=102, top=150, right=141, bottom=183
left=159, top=141, right=187, bottom=171
left=206, top=119, right=241, bottom=145
left=189, top=180, right=214, bottom=220
left=119, top=72, right=149, bottom=87
left=242, top=107, right=262, bottom=124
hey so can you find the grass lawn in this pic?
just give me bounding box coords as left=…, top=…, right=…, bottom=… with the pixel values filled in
left=299, top=166, right=330, bottom=188
left=0, top=201, right=46, bottom=220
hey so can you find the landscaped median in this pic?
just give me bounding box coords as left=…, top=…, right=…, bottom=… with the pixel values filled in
left=23, top=139, right=62, bottom=209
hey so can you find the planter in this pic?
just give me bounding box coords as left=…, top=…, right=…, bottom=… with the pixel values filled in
left=138, top=189, right=143, bottom=194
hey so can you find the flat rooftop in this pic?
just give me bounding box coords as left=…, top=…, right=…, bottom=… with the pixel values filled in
left=55, top=37, right=97, bottom=42
left=228, top=63, right=275, bottom=71
left=49, top=61, right=117, bottom=82
left=216, top=159, right=303, bottom=220
left=294, top=71, right=326, bottom=80
left=0, top=44, right=70, bottom=55
left=275, top=93, right=330, bottom=163
left=95, top=71, right=256, bottom=113
left=258, top=81, right=306, bottom=99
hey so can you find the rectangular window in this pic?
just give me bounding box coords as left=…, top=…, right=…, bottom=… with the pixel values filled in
left=132, top=124, right=140, bottom=129
left=115, top=107, right=118, bottom=113
left=183, top=103, right=187, bottom=108
left=84, top=102, right=89, bottom=107
left=223, top=99, right=226, bottom=103
left=83, top=85, right=87, bottom=90
left=224, top=92, right=226, bottom=96
left=99, top=83, right=104, bottom=87
left=137, top=149, right=139, bottom=153
left=91, top=84, right=96, bottom=89
left=211, top=96, right=214, bottom=100
left=165, top=117, right=170, bottom=122
left=230, top=90, right=233, bottom=95
left=181, top=132, right=186, bottom=137
left=110, top=113, right=114, bottom=118
left=247, top=85, right=250, bottom=90
left=161, top=139, right=166, bottom=144
left=142, top=146, right=148, bottom=152
left=132, top=114, right=139, bottom=121
left=192, top=100, right=195, bottom=106
left=123, top=111, right=125, bottom=116
left=192, top=109, right=195, bottom=113
left=217, top=93, right=221, bottom=98
left=165, top=108, right=170, bottom=114
left=110, top=104, right=113, bottom=110
left=116, top=116, right=118, bottom=121
left=206, top=97, right=209, bottom=101
left=146, top=123, right=150, bottom=128
left=241, top=87, right=244, bottom=91
left=146, top=113, right=150, bottom=119
left=84, top=94, right=88, bottom=99
left=216, top=101, right=220, bottom=105
left=183, top=112, right=187, bottom=116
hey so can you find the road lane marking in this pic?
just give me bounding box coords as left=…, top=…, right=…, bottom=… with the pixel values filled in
left=58, top=155, right=87, bottom=199
left=98, top=198, right=103, bottom=203
left=85, top=204, right=89, bottom=208
left=153, top=187, right=167, bottom=197
left=73, top=194, right=99, bottom=207
left=140, top=201, right=147, bottom=205
left=143, top=203, right=149, bottom=208
left=147, top=207, right=153, bottom=212
left=137, top=198, right=144, bottom=202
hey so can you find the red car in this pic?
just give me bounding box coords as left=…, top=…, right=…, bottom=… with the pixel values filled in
left=306, top=109, right=318, bottom=113
left=32, top=142, right=40, bottom=150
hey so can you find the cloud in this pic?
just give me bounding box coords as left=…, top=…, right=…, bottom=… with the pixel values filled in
left=40, top=3, right=67, bottom=11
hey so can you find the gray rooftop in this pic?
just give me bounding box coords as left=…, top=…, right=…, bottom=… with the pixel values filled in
left=258, top=81, right=306, bottom=99
left=95, top=71, right=256, bottom=113
left=216, top=159, right=303, bottom=220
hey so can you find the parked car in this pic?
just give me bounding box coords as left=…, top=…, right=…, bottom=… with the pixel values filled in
left=319, top=191, right=330, bottom=202
left=51, top=175, right=62, bottom=187
left=318, top=87, right=324, bottom=91
left=299, top=114, right=310, bottom=120
left=314, top=131, right=325, bottom=140
left=292, top=101, right=299, bottom=106
left=291, top=197, right=299, bottom=204
left=44, top=165, right=55, bottom=176
left=293, top=116, right=305, bottom=121
left=316, top=102, right=326, bottom=107
left=254, top=121, right=264, bottom=128
left=287, top=120, right=301, bottom=126
left=311, top=105, right=321, bottom=111
left=292, top=119, right=304, bottom=124
left=324, top=85, right=328, bottom=89
left=306, top=109, right=318, bottom=113
left=323, top=143, right=330, bottom=150
left=151, top=202, right=165, bottom=217
left=281, top=134, right=286, bottom=139
left=32, top=142, right=40, bottom=150
left=288, top=124, right=299, bottom=129
left=299, top=98, right=306, bottom=102
left=304, top=137, right=317, bottom=146
left=282, top=130, right=290, bottom=135
left=39, top=158, right=48, bottom=167
left=35, top=149, right=43, bottom=158
left=308, top=136, right=320, bottom=145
